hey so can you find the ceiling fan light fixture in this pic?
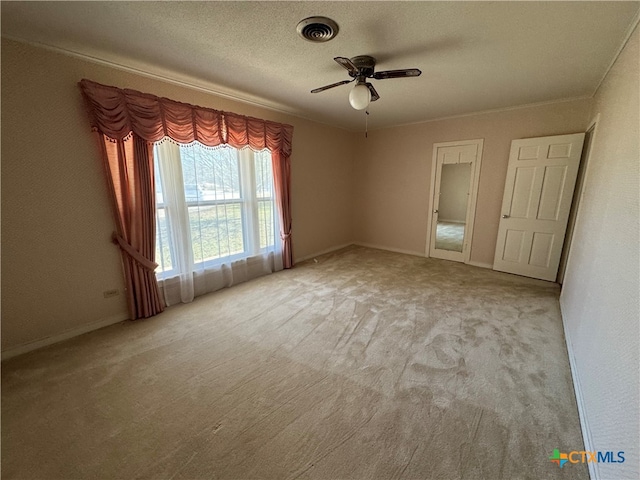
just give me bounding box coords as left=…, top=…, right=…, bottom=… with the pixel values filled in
left=349, top=83, right=371, bottom=110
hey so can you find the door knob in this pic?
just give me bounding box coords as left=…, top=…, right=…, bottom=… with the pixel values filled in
left=433, top=210, right=438, bottom=214
left=502, top=214, right=510, bottom=218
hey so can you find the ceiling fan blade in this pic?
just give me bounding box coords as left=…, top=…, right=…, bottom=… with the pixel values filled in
left=373, top=68, right=422, bottom=80
left=366, top=83, right=380, bottom=102
left=334, top=56, right=359, bottom=76
left=310, top=79, right=353, bottom=93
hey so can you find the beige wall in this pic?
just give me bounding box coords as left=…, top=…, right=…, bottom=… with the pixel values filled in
left=1, top=38, right=356, bottom=352
left=560, top=26, right=639, bottom=480
left=353, top=98, right=592, bottom=263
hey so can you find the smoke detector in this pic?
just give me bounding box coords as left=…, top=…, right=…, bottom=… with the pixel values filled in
left=297, top=16, right=339, bottom=42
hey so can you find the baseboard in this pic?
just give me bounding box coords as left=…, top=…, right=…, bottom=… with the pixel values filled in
left=467, top=260, right=494, bottom=269
left=559, top=300, right=598, bottom=480
left=353, top=242, right=426, bottom=258
left=295, top=243, right=354, bottom=263
left=1, top=313, right=129, bottom=361
left=297, top=243, right=493, bottom=268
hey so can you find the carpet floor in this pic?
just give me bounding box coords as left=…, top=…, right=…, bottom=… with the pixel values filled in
left=1, top=246, right=587, bottom=479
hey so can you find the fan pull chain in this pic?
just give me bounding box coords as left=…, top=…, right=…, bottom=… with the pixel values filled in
left=365, top=109, right=369, bottom=138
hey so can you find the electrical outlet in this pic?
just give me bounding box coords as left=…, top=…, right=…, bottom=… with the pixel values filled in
left=103, top=289, right=119, bottom=298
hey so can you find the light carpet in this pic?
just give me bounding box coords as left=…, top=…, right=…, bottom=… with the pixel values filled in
left=1, top=246, right=587, bottom=479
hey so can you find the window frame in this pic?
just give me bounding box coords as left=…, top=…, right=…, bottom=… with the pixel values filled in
left=154, top=142, right=278, bottom=280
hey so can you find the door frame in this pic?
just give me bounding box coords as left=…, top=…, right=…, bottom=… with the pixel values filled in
left=558, top=115, right=600, bottom=284
left=425, top=138, right=484, bottom=263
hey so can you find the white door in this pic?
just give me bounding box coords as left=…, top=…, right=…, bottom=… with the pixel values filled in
left=493, top=133, right=585, bottom=281
left=428, top=139, right=483, bottom=263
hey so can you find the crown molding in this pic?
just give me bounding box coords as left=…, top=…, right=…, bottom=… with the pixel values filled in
left=370, top=95, right=593, bottom=132
left=592, top=7, right=640, bottom=97
left=1, top=34, right=309, bottom=120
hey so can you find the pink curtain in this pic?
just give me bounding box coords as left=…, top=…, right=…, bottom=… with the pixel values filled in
left=99, top=135, right=164, bottom=319
left=271, top=151, right=293, bottom=267
left=79, top=79, right=295, bottom=318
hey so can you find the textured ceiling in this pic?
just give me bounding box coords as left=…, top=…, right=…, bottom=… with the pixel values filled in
left=2, top=1, right=639, bottom=130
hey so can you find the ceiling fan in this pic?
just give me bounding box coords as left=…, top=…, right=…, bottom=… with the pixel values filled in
left=311, top=55, right=422, bottom=110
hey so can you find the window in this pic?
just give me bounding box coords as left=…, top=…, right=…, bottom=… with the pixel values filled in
left=154, top=140, right=278, bottom=280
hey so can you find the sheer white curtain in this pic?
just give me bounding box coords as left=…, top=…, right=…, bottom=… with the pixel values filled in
left=154, top=140, right=282, bottom=306
left=155, top=141, right=195, bottom=303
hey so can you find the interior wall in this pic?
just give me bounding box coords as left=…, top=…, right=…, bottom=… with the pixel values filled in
left=1, top=38, right=356, bottom=353
left=560, top=25, right=639, bottom=480
left=438, top=163, right=471, bottom=223
left=353, top=98, right=591, bottom=263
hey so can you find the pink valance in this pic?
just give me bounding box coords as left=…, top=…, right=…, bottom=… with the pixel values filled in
left=78, top=79, right=293, bottom=157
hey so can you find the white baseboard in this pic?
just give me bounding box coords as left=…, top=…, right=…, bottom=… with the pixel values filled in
left=309, top=242, right=491, bottom=264
left=295, top=243, right=354, bottom=263
left=467, top=260, right=494, bottom=269
left=353, top=242, right=426, bottom=258
left=1, top=314, right=129, bottom=361
left=559, top=300, right=597, bottom=480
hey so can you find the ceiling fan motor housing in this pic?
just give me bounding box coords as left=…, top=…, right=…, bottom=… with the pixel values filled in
left=350, top=56, right=376, bottom=78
